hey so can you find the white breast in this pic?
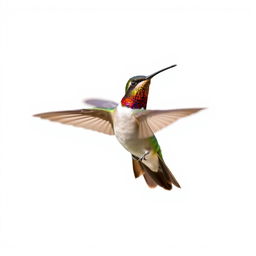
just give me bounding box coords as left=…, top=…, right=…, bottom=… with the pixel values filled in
left=114, top=105, right=138, bottom=145
left=113, top=105, right=159, bottom=172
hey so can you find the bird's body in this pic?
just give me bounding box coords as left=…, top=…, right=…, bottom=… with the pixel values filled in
left=114, top=104, right=160, bottom=173
left=114, top=105, right=146, bottom=157
left=34, top=65, right=204, bottom=190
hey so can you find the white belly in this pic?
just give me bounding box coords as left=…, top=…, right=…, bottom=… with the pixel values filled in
left=113, top=105, right=159, bottom=172
left=113, top=105, right=145, bottom=156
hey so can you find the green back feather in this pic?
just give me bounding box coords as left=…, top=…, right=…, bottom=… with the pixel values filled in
left=149, top=136, right=163, bottom=159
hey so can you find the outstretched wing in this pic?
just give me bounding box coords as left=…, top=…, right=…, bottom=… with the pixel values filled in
left=84, top=98, right=118, bottom=108
left=135, top=108, right=204, bottom=138
left=34, top=108, right=115, bottom=135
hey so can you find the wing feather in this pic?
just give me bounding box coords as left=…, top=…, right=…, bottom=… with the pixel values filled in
left=84, top=98, right=118, bottom=108
left=136, top=108, right=204, bottom=138
left=34, top=109, right=114, bottom=135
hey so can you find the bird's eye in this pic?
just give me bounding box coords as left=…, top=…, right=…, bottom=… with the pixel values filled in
left=131, top=81, right=136, bottom=86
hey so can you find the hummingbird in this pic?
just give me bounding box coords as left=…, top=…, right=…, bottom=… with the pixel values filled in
left=34, top=65, right=204, bottom=190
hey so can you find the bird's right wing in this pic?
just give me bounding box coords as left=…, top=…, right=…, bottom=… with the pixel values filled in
left=135, top=108, right=204, bottom=138
left=34, top=108, right=115, bottom=135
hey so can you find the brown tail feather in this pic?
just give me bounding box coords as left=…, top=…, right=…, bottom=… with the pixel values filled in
left=158, top=157, right=181, bottom=188
left=141, top=163, right=173, bottom=190
left=132, top=157, right=144, bottom=178
left=132, top=156, right=157, bottom=188
left=132, top=154, right=180, bottom=190
left=143, top=172, right=157, bottom=188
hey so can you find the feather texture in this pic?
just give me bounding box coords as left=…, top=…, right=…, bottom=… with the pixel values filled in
left=135, top=108, right=204, bottom=138
left=34, top=109, right=114, bottom=135
left=84, top=98, right=118, bottom=108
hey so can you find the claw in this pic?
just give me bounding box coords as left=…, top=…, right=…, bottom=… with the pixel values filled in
left=139, top=151, right=150, bottom=161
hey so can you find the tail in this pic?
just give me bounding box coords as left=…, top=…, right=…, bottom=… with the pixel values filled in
left=132, top=155, right=180, bottom=190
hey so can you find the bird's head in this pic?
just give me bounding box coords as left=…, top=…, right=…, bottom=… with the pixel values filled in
left=121, top=65, right=177, bottom=109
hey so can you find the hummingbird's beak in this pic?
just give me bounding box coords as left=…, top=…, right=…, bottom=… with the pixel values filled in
left=145, top=64, right=177, bottom=80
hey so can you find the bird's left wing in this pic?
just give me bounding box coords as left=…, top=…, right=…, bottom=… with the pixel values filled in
left=34, top=108, right=115, bottom=135
left=135, top=108, right=204, bottom=138
left=84, top=98, right=118, bottom=108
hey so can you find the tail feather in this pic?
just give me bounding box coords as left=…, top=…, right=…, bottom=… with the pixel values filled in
left=132, top=158, right=144, bottom=178
left=131, top=154, right=180, bottom=190
left=143, top=172, right=157, bottom=188
left=132, top=156, right=157, bottom=188
left=158, top=157, right=181, bottom=188
left=141, top=163, right=173, bottom=190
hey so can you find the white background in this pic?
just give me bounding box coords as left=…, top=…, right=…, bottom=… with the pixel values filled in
left=1, top=1, right=256, bottom=255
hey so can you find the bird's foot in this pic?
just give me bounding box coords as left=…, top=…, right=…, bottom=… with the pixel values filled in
left=139, top=151, right=150, bottom=161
